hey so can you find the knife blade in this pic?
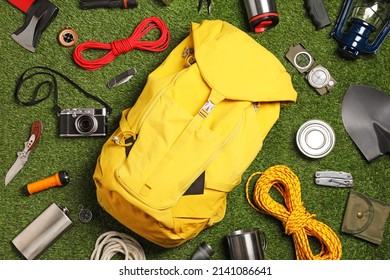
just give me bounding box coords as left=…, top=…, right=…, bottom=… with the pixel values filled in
left=5, top=121, right=43, bottom=186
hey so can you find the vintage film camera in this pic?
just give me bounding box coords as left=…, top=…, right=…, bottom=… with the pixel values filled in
left=58, top=108, right=108, bottom=137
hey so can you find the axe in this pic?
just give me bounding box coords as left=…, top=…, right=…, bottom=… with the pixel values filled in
left=8, top=0, right=59, bottom=52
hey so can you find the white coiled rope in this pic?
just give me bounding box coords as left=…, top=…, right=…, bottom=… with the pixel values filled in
left=90, top=231, right=146, bottom=260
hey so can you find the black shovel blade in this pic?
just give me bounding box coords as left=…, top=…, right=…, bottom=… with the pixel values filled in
left=342, top=85, right=390, bottom=162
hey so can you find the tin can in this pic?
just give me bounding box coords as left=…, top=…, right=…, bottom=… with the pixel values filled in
left=296, top=119, right=335, bottom=159
left=12, top=203, right=73, bottom=260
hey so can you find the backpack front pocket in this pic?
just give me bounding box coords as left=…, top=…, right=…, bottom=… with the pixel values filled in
left=116, top=92, right=229, bottom=210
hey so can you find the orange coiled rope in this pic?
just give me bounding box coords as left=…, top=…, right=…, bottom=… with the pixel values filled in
left=73, top=16, right=170, bottom=71
left=245, top=165, right=342, bottom=260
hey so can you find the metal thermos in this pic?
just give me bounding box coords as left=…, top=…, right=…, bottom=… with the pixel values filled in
left=243, top=0, right=279, bottom=33
left=12, top=203, right=73, bottom=260
left=226, top=228, right=267, bottom=260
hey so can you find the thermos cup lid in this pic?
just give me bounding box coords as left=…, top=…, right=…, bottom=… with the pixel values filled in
left=243, top=0, right=279, bottom=33
left=296, top=119, right=335, bottom=158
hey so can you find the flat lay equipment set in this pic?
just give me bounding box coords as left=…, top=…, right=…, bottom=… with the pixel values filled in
left=0, top=0, right=389, bottom=260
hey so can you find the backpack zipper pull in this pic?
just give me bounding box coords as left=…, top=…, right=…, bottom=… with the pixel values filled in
left=113, top=131, right=137, bottom=146
left=182, top=46, right=195, bottom=67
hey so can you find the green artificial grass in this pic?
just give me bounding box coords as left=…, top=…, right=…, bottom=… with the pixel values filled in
left=0, top=0, right=389, bottom=261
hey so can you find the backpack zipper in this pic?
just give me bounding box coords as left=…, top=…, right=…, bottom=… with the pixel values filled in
left=181, top=113, right=244, bottom=196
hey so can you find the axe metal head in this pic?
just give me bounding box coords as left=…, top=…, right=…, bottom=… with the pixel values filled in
left=12, top=0, right=59, bottom=52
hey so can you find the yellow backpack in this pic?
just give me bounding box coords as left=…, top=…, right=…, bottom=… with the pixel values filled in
left=93, top=20, right=297, bottom=248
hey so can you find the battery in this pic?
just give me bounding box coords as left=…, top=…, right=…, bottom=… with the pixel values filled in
left=296, top=119, right=335, bottom=159
left=12, top=203, right=73, bottom=260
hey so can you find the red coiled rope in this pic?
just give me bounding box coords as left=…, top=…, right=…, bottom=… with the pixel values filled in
left=73, top=16, right=170, bottom=71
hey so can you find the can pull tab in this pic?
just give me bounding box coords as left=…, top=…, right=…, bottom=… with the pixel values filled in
left=315, top=171, right=353, bottom=187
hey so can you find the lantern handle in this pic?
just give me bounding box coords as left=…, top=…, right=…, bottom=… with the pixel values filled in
left=331, top=0, right=354, bottom=41
left=365, top=20, right=390, bottom=54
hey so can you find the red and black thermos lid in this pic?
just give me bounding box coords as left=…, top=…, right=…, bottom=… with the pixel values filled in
left=243, top=0, right=279, bottom=33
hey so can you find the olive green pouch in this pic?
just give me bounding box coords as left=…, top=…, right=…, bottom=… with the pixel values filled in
left=341, top=191, right=390, bottom=245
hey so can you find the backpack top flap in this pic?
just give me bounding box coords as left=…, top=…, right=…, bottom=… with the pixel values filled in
left=192, top=20, right=297, bottom=103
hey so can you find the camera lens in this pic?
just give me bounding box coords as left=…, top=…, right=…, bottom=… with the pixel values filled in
left=75, top=115, right=98, bottom=135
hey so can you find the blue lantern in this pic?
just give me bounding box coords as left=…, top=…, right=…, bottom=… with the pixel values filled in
left=331, top=0, right=390, bottom=59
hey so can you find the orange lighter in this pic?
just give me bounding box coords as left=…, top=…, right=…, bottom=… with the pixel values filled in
left=24, top=171, right=70, bottom=195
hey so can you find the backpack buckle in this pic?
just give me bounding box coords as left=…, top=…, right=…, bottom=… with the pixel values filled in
left=198, top=98, right=216, bottom=118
